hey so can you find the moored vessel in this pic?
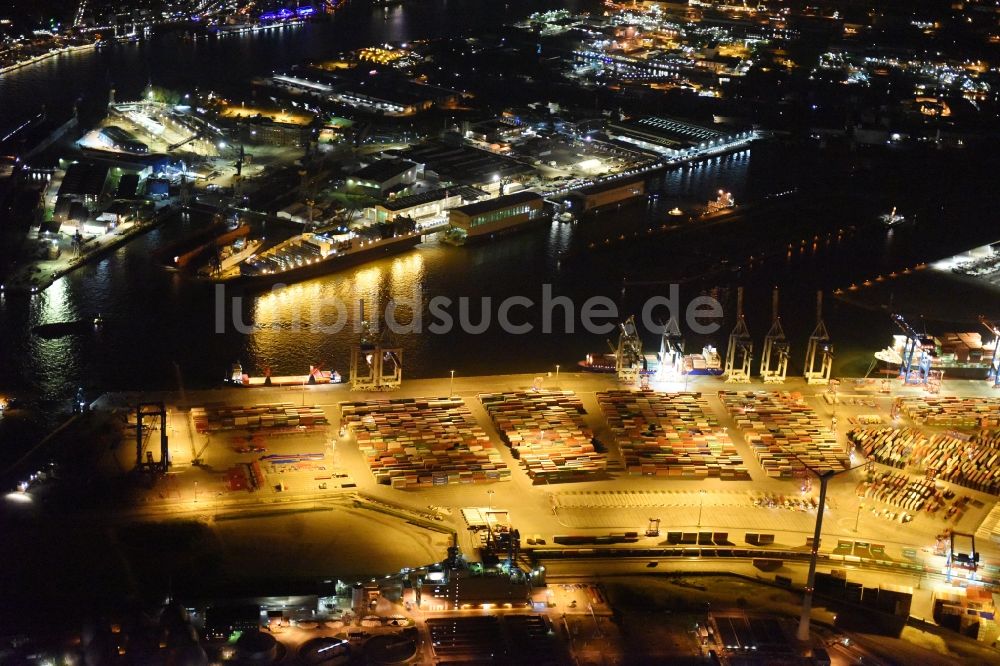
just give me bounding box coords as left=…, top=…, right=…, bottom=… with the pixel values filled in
left=880, top=207, right=906, bottom=227
left=199, top=237, right=263, bottom=279
left=682, top=345, right=724, bottom=375
left=227, top=219, right=421, bottom=287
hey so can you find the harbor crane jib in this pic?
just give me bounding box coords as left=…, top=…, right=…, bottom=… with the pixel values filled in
left=759, top=287, right=789, bottom=384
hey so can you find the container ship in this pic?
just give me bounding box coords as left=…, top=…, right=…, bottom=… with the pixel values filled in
left=33, top=315, right=103, bottom=339
left=578, top=352, right=660, bottom=374
left=873, top=331, right=997, bottom=380
left=227, top=362, right=342, bottom=387
left=227, top=219, right=421, bottom=287
left=682, top=346, right=724, bottom=375
left=578, top=353, right=618, bottom=372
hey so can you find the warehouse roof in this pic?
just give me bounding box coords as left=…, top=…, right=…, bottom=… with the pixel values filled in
left=451, top=190, right=541, bottom=217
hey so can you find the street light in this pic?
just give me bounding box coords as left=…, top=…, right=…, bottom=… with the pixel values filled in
left=555, top=364, right=560, bottom=379
left=449, top=370, right=455, bottom=397
left=487, top=489, right=495, bottom=511
left=854, top=501, right=864, bottom=532
left=697, top=489, right=706, bottom=529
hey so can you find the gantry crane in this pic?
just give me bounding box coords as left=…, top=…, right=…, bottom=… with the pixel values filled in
left=135, top=402, right=169, bottom=473
left=804, top=291, right=833, bottom=385
left=350, top=301, right=402, bottom=391
left=980, top=316, right=1000, bottom=389
left=947, top=531, right=980, bottom=582
left=657, top=316, right=685, bottom=381
left=611, top=315, right=644, bottom=383
left=759, top=287, right=789, bottom=384
left=724, top=287, right=753, bottom=384
left=892, top=313, right=934, bottom=385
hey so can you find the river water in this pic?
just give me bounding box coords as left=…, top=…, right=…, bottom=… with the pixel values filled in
left=1, top=1, right=998, bottom=400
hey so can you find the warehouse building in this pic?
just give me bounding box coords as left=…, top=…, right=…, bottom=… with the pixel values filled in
left=607, top=116, right=755, bottom=159
left=365, top=186, right=485, bottom=224
left=448, top=190, right=544, bottom=239
left=97, top=125, right=149, bottom=155
left=349, top=158, right=422, bottom=195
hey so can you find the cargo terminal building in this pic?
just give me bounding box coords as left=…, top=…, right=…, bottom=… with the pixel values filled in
left=606, top=116, right=756, bottom=161
left=448, top=190, right=544, bottom=240
left=568, top=177, right=645, bottom=213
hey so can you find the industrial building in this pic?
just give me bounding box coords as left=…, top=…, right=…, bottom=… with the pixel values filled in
left=569, top=177, right=645, bottom=212
left=266, top=70, right=464, bottom=117
left=402, top=141, right=532, bottom=187
left=97, top=125, right=149, bottom=155
left=364, top=185, right=484, bottom=224
left=348, top=158, right=422, bottom=195
left=607, top=116, right=755, bottom=159
left=448, top=191, right=545, bottom=239
left=56, top=162, right=112, bottom=213
left=420, top=569, right=531, bottom=610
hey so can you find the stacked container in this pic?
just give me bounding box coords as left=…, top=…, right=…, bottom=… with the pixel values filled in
left=895, top=396, right=1000, bottom=429
left=341, top=397, right=509, bottom=488
left=597, top=390, right=749, bottom=480
left=480, top=391, right=606, bottom=482
left=719, top=391, right=849, bottom=477
left=190, top=402, right=328, bottom=434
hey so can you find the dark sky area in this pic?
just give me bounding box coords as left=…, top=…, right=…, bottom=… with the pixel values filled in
left=3, top=1, right=78, bottom=27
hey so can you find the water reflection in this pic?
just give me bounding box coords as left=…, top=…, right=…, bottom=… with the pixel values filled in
left=245, top=252, right=426, bottom=375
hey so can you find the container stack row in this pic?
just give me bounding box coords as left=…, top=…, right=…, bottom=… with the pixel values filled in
left=718, top=391, right=849, bottom=477
left=914, top=431, right=1000, bottom=495
left=856, top=470, right=939, bottom=512
left=340, top=397, right=509, bottom=488
left=895, top=396, right=1000, bottom=428
left=847, top=427, right=925, bottom=469
left=596, top=390, right=749, bottom=480
left=190, top=402, right=329, bottom=434
left=479, top=391, right=606, bottom=482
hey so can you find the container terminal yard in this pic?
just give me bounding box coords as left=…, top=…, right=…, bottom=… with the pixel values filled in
left=6, top=365, right=1000, bottom=662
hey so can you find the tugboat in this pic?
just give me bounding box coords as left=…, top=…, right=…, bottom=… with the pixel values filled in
left=700, top=190, right=736, bottom=218
left=880, top=207, right=906, bottom=227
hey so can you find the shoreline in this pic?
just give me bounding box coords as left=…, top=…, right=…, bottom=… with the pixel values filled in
left=0, top=42, right=97, bottom=77
left=2, top=203, right=178, bottom=294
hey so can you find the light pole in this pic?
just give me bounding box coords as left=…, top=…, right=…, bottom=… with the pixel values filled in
left=487, top=489, right=495, bottom=511
left=697, top=489, right=706, bottom=529
left=449, top=370, right=455, bottom=398
left=555, top=364, right=560, bottom=380
left=854, top=502, right=864, bottom=532
left=787, top=421, right=894, bottom=642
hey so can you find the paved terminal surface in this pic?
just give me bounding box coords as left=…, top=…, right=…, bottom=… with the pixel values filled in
left=87, top=372, right=1000, bottom=569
